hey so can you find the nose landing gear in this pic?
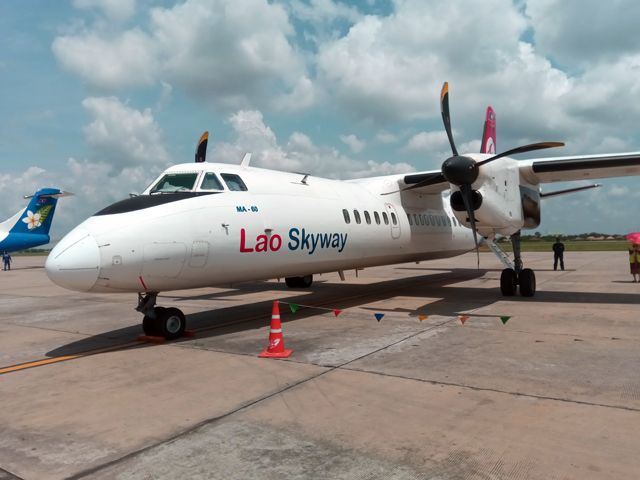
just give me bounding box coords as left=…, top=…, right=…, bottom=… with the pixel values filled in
left=136, top=292, right=186, bottom=340
left=499, top=231, right=536, bottom=297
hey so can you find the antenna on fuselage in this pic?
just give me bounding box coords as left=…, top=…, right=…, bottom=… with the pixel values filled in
left=240, top=152, right=251, bottom=167
left=195, top=131, right=208, bottom=163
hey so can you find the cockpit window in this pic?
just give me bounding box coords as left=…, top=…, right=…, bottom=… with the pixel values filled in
left=221, top=173, right=248, bottom=191
left=200, top=172, right=224, bottom=191
left=150, top=173, right=198, bottom=193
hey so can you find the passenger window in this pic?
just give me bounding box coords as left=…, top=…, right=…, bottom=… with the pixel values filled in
left=436, top=216, right=442, bottom=226
left=364, top=211, right=371, bottom=224
left=429, top=215, right=435, bottom=225
left=408, top=214, right=413, bottom=225
left=343, top=209, right=351, bottom=224
left=354, top=210, right=361, bottom=224
left=382, top=212, right=389, bottom=225
left=374, top=211, right=380, bottom=224
left=391, top=212, right=397, bottom=225
left=425, top=214, right=430, bottom=226
left=150, top=172, right=198, bottom=193
left=413, top=214, right=419, bottom=226
left=200, top=172, right=224, bottom=190
left=420, top=215, right=425, bottom=226
left=221, top=173, right=248, bottom=191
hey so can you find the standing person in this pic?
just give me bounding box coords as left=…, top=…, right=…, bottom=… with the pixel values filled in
left=2, top=251, right=11, bottom=271
left=629, top=243, right=640, bottom=282
left=552, top=237, right=565, bottom=271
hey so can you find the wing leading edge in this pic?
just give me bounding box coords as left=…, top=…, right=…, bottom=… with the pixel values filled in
left=519, top=152, right=640, bottom=184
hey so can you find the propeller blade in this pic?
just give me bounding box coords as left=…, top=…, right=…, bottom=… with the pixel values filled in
left=195, top=131, right=209, bottom=163
left=460, top=184, right=480, bottom=269
left=400, top=172, right=447, bottom=192
left=440, top=82, right=458, bottom=156
left=476, top=141, right=564, bottom=167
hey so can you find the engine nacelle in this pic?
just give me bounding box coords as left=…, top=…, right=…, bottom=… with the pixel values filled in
left=449, top=155, right=527, bottom=238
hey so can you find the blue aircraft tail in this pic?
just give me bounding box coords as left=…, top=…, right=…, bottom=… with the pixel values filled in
left=2, top=188, right=65, bottom=236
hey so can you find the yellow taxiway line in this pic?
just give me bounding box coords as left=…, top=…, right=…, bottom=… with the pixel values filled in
left=0, top=342, right=140, bottom=376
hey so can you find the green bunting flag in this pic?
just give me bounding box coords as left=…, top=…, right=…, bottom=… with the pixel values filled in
left=289, top=303, right=300, bottom=313
left=374, top=313, right=385, bottom=322
left=500, top=315, right=511, bottom=325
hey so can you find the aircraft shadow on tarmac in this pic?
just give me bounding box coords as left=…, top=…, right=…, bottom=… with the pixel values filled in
left=46, top=268, right=640, bottom=358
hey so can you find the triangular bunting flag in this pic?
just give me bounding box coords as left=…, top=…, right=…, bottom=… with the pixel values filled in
left=333, top=309, right=342, bottom=317
left=418, top=315, right=428, bottom=322
left=289, top=303, right=300, bottom=313
left=500, top=315, right=510, bottom=325
left=374, top=313, right=385, bottom=322
left=459, top=315, right=470, bottom=325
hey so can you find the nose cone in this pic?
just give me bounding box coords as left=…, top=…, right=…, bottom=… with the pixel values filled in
left=46, top=227, right=100, bottom=292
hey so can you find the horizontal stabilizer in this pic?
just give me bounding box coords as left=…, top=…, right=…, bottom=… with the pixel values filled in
left=24, top=191, right=74, bottom=199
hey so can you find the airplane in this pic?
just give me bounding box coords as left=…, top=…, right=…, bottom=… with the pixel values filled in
left=0, top=188, right=71, bottom=253
left=45, top=83, right=640, bottom=340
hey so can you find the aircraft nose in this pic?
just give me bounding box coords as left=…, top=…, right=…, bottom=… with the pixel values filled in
left=45, top=227, right=100, bottom=292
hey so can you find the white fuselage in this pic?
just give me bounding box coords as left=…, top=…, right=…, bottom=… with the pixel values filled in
left=45, top=163, right=476, bottom=293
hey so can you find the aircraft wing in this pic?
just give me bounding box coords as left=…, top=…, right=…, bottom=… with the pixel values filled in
left=519, top=152, right=640, bottom=184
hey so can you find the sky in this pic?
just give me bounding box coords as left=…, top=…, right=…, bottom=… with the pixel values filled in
left=2, top=0, right=640, bottom=241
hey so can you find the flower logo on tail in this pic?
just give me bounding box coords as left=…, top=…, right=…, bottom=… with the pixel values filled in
left=21, top=205, right=52, bottom=230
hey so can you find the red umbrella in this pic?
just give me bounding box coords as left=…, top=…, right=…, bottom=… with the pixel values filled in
left=626, top=232, right=640, bottom=244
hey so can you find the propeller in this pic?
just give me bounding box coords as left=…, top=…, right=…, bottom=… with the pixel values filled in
left=411, top=82, right=565, bottom=267
left=195, top=131, right=209, bottom=163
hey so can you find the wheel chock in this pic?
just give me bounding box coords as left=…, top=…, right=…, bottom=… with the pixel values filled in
left=137, top=335, right=166, bottom=344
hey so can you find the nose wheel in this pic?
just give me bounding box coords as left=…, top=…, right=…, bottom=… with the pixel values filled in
left=137, top=293, right=187, bottom=340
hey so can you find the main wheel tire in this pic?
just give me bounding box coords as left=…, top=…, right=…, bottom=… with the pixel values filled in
left=500, top=268, right=517, bottom=296
left=156, top=307, right=186, bottom=340
left=142, top=306, right=165, bottom=336
left=519, top=268, right=536, bottom=297
left=285, top=275, right=313, bottom=288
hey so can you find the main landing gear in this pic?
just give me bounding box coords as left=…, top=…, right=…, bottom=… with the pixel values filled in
left=500, top=231, right=536, bottom=297
left=285, top=274, right=313, bottom=288
left=136, top=292, right=186, bottom=340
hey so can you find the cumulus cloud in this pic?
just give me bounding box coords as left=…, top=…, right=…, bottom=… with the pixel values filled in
left=54, top=0, right=310, bottom=110
left=375, top=130, right=399, bottom=144
left=403, top=131, right=450, bottom=153
left=526, top=0, right=640, bottom=69
left=340, top=134, right=365, bottom=153
left=316, top=0, right=527, bottom=123
left=82, top=96, right=170, bottom=170
left=210, top=109, right=413, bottom=178
left=52, top=29, right=157, bottom=90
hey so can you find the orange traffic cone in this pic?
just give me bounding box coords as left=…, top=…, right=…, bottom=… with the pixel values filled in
left=259, top=301, right=293, bottom=358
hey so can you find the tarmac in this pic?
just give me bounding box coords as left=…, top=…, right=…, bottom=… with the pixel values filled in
left=0, top=251, right=639, bottom=479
